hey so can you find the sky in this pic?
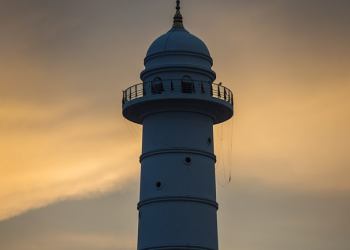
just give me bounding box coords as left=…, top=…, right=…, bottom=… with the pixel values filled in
left=0, top=0, right=350, bottom=249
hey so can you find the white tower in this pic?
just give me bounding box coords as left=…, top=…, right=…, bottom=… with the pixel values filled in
left=122, top=1, right=233, bottom=250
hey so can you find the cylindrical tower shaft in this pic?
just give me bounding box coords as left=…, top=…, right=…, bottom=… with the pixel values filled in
left=138, top=111, right=218, bottom=249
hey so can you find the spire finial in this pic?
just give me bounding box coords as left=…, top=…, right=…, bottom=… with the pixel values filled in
left=173, top=0, right=184, bottom=29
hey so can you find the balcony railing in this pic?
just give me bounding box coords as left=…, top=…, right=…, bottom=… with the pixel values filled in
left=122, top=79, right=234, bottom=106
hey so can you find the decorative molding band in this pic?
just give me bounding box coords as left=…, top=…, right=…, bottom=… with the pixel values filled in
left=144, top=50, right=214, bottom=65
left=137, top=195, right=219, bottom=210
left=140, top=65, right=216, bottom=82
left=140, top=147, right=216, bottom=163
left=139, top=244, right=216, bottom=250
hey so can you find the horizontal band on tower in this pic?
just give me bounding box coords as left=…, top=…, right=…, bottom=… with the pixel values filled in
left=137, top=195, right=219, bottom=210
left=140, top=147, right=216, bottom=162
left=144, top=50, right=214, bottom=65
left=139, top=244, right=216, bottom=250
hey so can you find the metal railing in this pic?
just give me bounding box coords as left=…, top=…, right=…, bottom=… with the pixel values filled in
left=122, top=79, right=234, bottom=106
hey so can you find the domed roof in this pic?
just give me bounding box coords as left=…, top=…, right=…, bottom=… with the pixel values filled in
left=146, top=28, right=211, bottom=57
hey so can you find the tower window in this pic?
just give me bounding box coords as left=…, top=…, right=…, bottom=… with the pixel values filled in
left=152, top=77, right=164, bottom=94
left=181, top=75, right=195, bottom=94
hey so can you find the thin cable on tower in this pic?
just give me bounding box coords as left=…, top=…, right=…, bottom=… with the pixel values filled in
left=123, top=120, right=142, bottom=143
left=215, top=114, right=235, bottom=187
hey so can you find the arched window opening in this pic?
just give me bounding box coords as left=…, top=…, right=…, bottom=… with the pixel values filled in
left=181, top=75, right=195, bottom=94
left=152, top=77, right=164, bottom=94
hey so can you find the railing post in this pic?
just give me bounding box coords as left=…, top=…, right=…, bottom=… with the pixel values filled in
left=171, top=80, right=174, bottom=92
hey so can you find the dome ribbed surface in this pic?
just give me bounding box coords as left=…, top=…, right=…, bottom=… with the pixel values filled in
left=146, top=28, right=211, bottom=57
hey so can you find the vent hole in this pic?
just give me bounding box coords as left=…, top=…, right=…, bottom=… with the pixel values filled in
left=156, top=182, right=162, bottom=188
left=185, top=157, right=192, bottom=164
left=207, top=137, right=212, bottom=145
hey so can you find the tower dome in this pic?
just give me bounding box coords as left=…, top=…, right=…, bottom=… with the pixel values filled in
left=146, top=28, right=211, bottom=58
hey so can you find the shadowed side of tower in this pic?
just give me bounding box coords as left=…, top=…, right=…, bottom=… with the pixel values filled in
left=122, top=1, right=234, bottom=250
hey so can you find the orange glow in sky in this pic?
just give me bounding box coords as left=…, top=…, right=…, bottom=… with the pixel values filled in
left=0, top=1, right=349, bottom=250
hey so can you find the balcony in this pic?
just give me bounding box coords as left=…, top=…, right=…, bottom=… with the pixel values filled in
left=122, top=79, right=234, bottom=107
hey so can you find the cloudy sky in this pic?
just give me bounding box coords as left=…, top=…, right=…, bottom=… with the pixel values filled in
left=1, top=0, right=350, bottom=249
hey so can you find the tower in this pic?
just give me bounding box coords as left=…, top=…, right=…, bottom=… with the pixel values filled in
left=122, top=1, right=234, bottom=250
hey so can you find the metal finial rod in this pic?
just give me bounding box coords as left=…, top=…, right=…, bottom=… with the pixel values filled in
left=176, top=0, right=180, bottom=11
left=173, top=0, right=184, bottom=29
